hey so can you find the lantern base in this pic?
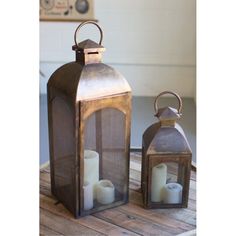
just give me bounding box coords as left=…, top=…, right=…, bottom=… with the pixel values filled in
left=144, top=202, right=188, bottom=209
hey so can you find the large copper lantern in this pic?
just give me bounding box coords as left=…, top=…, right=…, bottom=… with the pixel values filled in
left=141, top=91, right=192, bottom=209
left=47, top=21, right=132, bottom=218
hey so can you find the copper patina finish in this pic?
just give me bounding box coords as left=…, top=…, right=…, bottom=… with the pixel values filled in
left=141, top=91, right=192, bottom=209
left=47, top=21, right=132, bottom=218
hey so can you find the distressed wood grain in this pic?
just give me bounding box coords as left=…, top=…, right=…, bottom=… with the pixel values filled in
left=40, top=152, right=196, bottom=235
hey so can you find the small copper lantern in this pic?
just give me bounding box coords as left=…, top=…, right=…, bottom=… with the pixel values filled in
left=47, top=21, right=132, bottom=218
left=141, top=91, right=192, bottom=209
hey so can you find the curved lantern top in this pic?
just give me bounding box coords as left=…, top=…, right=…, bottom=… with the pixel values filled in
left=48, top=21, right=131, bottom=102
left=143, top=91, right=192, bottom=155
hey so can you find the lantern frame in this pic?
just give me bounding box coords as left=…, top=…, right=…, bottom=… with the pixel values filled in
left=141, top=91, right=192, bottom=209
left=47, top=21, right=132, bottom=218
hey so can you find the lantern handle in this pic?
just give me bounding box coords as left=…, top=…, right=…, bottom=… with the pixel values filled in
left=74, top=21, right=103, bottom=48
left=154, top=91, right=183, bottom=115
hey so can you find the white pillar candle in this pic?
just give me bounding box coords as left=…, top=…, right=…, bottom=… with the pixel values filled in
left=84, top=150, right=99, bottom=199
left=151, top=163, right=167, bottom=202
left=83, top=181, right=93, bottom=210
left=163, top=183, right=183, bottom=204
left=96, top=180, right=115, bottom=205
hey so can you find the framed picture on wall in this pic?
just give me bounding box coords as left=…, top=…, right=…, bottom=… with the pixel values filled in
left=40, top=0, right=96, bottom=22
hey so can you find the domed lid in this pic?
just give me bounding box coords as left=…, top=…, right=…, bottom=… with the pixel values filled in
left=144, top=123, right=192, bottom=155
left=76, top=63, right=131, bottom=101
left=48, top=21, right=131, bottom=102
left=48, top=62, right=131, bottom=102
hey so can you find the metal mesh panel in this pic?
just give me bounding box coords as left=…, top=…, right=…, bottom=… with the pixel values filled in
left=51, top=97, right=75, bottom=212
left=82, top=108, right=127, bottom=213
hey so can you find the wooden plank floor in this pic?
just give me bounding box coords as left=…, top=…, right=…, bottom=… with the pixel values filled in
left=40, top=153, right=196, bottom=236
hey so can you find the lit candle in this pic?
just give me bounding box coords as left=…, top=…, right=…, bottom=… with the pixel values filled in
left=163, top=183, right=183, bottom=204
left=83, top=181, right=93, bottom=210
left=96, top=180, right=115, bottom=205
left=84, top=150, right=99, bottom=199
left=151, top=163, right=167, bottom=202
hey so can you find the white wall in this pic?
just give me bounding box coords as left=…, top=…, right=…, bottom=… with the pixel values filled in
left=40, top=0, right=196, bottom=97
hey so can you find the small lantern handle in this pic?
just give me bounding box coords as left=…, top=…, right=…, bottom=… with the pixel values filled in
left=154, top=91, right=183, bottom=115
left=74, top=21, right=103, bottom=48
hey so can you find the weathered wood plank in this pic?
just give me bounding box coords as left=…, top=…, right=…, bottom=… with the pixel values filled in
left=79, top=215, right=139, bottom=236
left=41, top=194, right=139, bottom=236
left=154, top=208, right=196, bottom=226
left=40, top=224, right=62, bottom=235
left=40, top=180, right=52, bottom=198
left=119, top=203, right=195, bottom=232
left=40, top=152, right=196, bottom=235
left=93, top=207, right=174, bottom=236
left=40, top=209, right=103, bottom=236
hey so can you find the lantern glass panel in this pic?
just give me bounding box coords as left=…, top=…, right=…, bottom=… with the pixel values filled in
left=51, top=97, right=75, bottom=212
left=150, top=159, right=188, bottom=205
left=81, top=107, right=127, bottom=214
left=166, top=162, right=178, bottom=184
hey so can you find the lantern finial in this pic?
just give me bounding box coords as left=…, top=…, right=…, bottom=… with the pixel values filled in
left=154, top=91, right=182, bottom=126
left=72, top=21, right=106, bottom=64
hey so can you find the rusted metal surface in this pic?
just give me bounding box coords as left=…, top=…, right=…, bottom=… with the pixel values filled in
left=47, top=21, right=132, bottom=218
left=141, top=91, right=192, bottom=209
